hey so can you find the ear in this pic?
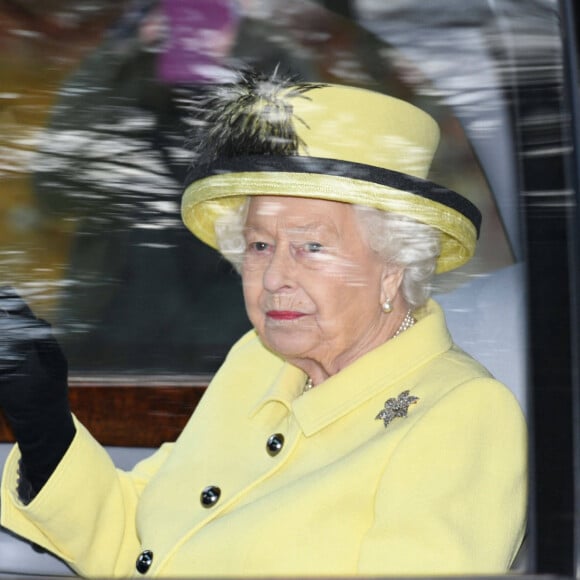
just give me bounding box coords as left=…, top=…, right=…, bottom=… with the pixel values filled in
left=379, top=266, right=404, bottom=305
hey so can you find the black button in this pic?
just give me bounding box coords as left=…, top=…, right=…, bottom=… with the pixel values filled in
left=200, top=485, right=221, bottom=507
left=266, top=433, right=285, bottom=456
left=136, top=550, right=153, bottom=574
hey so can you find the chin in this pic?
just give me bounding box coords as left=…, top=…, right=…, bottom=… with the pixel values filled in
left=261, top=331, right=314, bottom=361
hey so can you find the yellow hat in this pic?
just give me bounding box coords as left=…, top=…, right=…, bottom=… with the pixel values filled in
left=181, top=71, right=481, bottom=273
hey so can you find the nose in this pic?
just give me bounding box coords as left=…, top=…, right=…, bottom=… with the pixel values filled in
left=263, top=245, right=296, bottom=293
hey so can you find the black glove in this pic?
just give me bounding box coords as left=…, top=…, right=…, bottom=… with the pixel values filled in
left=0, top=287, right=75, bottom=501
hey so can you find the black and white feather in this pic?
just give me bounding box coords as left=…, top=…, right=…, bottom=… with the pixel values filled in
left=189, top=68, right=326, bottom=168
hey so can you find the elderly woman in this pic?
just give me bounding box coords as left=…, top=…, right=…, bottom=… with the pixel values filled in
left=0, top=71, right=526, bottom=577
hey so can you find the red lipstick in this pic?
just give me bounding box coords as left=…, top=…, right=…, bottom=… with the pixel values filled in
left=266, top=310, right=305, bottom=320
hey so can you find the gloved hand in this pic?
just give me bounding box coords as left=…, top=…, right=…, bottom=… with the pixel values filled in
left=0, top=287, right=75, bottom=501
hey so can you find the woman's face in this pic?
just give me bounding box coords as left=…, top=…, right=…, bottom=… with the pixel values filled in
left=242, top=196, right=402, bottom=376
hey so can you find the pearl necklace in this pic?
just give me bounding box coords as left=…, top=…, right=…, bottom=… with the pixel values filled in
left=393, top=309, right=415, bottom=338
left=303, top=310, right=416, bottom=393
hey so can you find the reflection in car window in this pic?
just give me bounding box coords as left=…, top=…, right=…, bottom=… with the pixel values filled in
left=1, top=0, right=525, bottom=377
left=2, top=0, right=575, bottom=576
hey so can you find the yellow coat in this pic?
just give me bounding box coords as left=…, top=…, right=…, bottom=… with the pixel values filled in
left=1, top=300, right=526, bottom=577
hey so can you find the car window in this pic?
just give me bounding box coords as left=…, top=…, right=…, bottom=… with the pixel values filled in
left=1, top=0, right=579, bottom=576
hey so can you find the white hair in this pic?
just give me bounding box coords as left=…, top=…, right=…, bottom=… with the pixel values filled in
left=352, top=205, right=440, bottom=308
left=214, top=198, right=440, bottom=309
left=213, top=199, right=249, bottom=269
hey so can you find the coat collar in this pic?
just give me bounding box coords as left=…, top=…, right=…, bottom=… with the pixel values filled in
left=250, top=299, right=452, bottom=436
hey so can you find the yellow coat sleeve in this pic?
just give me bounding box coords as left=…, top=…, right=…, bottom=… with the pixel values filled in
left=358, top=378, right=527, bottom=575
left=0, top=419, right=173, bottom=577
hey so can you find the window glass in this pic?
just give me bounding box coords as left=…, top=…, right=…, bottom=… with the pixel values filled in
left=2, top=0, right=576, bottom=575
left=1, top=0, right=527, bottom=378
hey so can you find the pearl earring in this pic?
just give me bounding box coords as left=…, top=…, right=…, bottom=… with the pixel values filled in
left=382, top=297, right=393, bottom=313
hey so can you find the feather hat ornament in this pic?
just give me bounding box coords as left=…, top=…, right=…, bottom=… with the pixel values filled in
left=182, top=68, right=482, bottom=273
left=190, top=68, right=326, bottom=168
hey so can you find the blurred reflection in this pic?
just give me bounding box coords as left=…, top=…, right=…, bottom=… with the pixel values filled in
left=0, top=1, right=124, bottom=316
left=31, top=0, right=256, bottom=372
left=1, top=0, right=517, bottom=375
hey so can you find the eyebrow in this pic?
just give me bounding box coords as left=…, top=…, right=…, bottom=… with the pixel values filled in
left=244, top=223, right=341, bottom=243
left=288, top=222, right=337, bottom=235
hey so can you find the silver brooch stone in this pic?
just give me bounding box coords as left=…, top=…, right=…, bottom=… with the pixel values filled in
left=375, top=390, right=419, bottom=428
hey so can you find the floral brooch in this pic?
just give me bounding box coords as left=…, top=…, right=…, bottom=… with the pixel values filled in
left=375, top=390, right=419, bottom=428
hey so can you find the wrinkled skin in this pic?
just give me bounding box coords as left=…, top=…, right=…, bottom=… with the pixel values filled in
left=241, top=196, right=407, bottom=386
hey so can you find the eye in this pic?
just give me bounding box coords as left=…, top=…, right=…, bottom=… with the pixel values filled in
left=304, top=242, right=323, bottom=253
left=248, top=241, right=270, bottom=252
